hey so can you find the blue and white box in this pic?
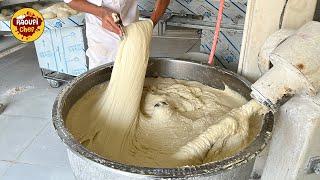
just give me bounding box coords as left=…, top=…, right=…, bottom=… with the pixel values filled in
left=33, top=13, right=87, bottom=76
left=34, top=26, right=87, bottom=76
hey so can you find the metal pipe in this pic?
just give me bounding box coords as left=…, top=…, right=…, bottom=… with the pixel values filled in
left=208, top=0, right=225, bottom=65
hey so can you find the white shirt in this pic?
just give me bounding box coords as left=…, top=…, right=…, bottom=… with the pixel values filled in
left=64, top=0, right=139, bottom=69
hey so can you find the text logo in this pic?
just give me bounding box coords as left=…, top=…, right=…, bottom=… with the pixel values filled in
left=11, top=8, right=44, bottom=42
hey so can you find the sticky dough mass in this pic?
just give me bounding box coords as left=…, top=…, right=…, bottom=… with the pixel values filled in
left=67, top=77, right=263, bottom=168
left=41, top=2, right=78, bottom=19
left=66, top=20, right=264, bottom=168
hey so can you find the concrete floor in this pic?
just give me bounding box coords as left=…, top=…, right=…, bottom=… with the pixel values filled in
left=0, top=36, right=201, bottom=179
left=0, top=36, right=20, bottom=53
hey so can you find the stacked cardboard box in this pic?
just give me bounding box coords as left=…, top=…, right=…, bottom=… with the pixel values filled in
left=35, top=26, right=87, bottom=76
left=34, top=14, right=87, bottom=76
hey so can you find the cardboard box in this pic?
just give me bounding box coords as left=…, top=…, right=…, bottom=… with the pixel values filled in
left=30, top=14, right=87, bottom=77
left=43, top=13, right=85, bottom=29
left=34, top=26, right=87, bottom=76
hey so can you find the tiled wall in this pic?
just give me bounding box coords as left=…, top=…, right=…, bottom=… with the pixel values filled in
left=138, top=0, right=247, bottom=71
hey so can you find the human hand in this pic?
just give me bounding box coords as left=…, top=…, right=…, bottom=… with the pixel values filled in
left=150, top=16, right=157, bottom=27
left=151, top=0, right=170, bottom=27
left=99, top=7, right=122, bottom=35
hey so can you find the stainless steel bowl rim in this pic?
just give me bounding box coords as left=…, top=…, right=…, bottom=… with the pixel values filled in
left=52, top=58, right=274, bottom=178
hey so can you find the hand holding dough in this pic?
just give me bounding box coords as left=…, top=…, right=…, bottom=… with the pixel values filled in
left=74, top=20, right=154, bottom=161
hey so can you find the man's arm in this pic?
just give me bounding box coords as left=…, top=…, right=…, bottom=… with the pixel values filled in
left=65, top=0, right=121, bottom=35
left=150, top=0, right=171, bottom=26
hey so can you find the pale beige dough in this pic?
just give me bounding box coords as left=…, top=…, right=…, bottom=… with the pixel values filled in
left=67, top=77, right=264, bottom=168
left=42, top=11, right=57, bottom=19
left=56, top=9, right=70, bottom=18
left=66, top=19, right=265, bottom=168
left=32, top=4, right=43, bottom=11
left=1, top=9, right=12, bottom=16
left=67, top=20, right=154, bottom=162
left=174, top=99, right=265, bottom=165
left=0, top=14, right=8, bottom=21
left=61, top=5, right=78, bottom=15
left=41, top=2, right=79, bottom=19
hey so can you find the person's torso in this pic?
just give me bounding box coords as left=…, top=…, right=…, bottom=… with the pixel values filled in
left=84, top=0, right=139, bottom=66
left=86, top=0, right=138, bottom=27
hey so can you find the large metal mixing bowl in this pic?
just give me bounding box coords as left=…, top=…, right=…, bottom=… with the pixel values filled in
left=52, top=58, right=274, bottom=180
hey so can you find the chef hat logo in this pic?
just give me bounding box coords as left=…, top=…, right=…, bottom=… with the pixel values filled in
left=16, top=15, right=25, bottom=19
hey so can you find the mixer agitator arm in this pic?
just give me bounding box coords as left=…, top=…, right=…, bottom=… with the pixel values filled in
left=251, top=21, right=320, bottom=112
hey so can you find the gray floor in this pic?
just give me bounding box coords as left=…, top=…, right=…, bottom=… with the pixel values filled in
left=0, top=36, right=201, bottom=179
left=0, top=36, right=20, bottom=52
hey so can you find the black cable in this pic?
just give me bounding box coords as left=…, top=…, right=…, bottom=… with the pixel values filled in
left=279, top=0, right=290, bottom=29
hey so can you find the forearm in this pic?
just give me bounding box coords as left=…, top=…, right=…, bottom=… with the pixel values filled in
left=151, top=0, right=170, bottom=25
left=66, top=0, right=103, bottom=18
